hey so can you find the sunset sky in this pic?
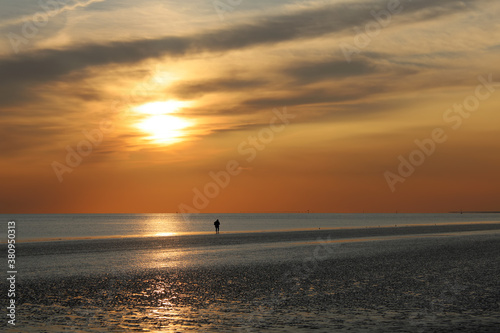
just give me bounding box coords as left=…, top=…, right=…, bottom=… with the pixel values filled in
left=1, top=0, right=499, bottom=213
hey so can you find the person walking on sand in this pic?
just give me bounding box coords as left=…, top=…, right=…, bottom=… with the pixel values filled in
left=214, top=219, right=220, bottom=234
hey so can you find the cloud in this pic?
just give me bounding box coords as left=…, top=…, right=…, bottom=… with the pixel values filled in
left=0, top=121, right=66, bottom=158
left=283, top=59, right=378, bottom=83
left=488, top=44, right=500, bottom=51
left=0, top=0, right=105, bottom=29
left=241, top=86, right=383, bottom=109
left=170, top=78, right=266, bottom=99
left=0, top=0, right=483, bottom=106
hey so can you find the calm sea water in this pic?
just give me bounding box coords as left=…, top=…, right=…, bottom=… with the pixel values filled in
left=1, top=213, right=500, bottom=241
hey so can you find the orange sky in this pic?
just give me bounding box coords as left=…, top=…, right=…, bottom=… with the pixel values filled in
left=1, top=0, right=499, bottom=213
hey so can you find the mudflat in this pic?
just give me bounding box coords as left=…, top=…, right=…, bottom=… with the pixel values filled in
left=5, top=226, right=500, bottom=332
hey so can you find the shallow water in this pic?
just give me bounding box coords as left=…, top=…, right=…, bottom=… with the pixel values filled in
left=11, top=223, right=500, bottom=280
left=2, top=213, right=500, bottom=242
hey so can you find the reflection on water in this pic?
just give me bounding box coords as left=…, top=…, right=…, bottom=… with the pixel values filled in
left=152, top=232, right=177, bottom=237
left=12, top=272, right=229, bottom=332
left=18, top=245, right=190, bottom=280
left=142, top=214, right=184, bottom=237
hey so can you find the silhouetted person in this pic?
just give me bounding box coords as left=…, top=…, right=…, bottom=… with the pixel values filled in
left=214, top=219, right=220, bottom=234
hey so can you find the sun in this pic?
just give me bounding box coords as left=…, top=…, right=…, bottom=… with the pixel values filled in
left=134, top=100, right=193, bottom=145
left=135, top=100, right=190, bottom=115
left=138, top=115, right=192, bottom=144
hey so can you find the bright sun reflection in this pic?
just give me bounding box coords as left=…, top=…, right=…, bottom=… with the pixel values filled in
left=134, top=100, right=193, bottom=145
left=152, top=232, right=176, bottom=237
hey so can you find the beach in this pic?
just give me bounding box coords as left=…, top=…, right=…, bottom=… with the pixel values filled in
left=3, top=223, right=500, bottom=332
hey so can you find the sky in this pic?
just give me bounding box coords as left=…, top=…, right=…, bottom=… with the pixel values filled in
left=1, top=0, right=499, bottom=213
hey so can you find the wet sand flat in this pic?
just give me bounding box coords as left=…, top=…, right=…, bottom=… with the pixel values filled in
left=4, top=226, right=500, bottom=332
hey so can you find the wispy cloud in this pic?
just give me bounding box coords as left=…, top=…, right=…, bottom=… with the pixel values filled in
left=170, top=78, right=266, bottom=99
left=0, top=0, right=106, bottom=29
left=0, top=0, right=485, bottom=106
left=283, top=59, right=379, bottom=83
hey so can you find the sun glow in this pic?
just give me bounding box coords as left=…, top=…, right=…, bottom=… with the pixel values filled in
left=138, top=114, right=192, bottom=144
left=134, top=100, right=193, bottom=145
left=135, top=100, right=191, bottom=115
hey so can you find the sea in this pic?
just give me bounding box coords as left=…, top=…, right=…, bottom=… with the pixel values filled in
left=2, top=213, right=500, bottom=242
